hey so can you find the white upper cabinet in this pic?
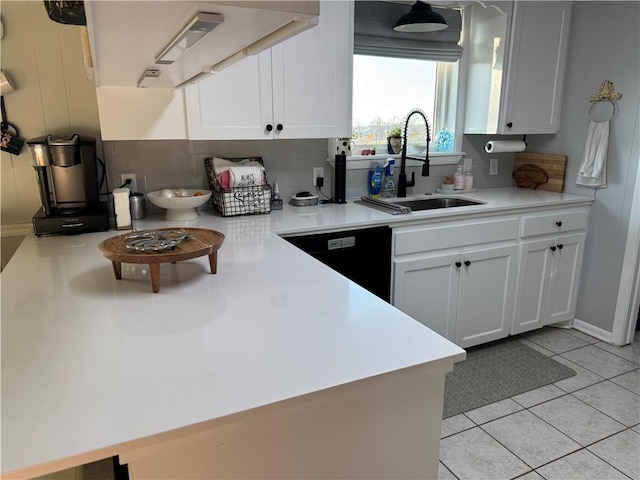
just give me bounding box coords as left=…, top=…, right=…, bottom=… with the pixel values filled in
left=86, top=1, right=319, bottom=140
left=464, top=1, right=572, bottom=135
left=186, top=0, right=353, bottom=140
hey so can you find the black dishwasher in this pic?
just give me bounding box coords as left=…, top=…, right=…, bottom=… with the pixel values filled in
left=283, top=226, right=392, bottom=302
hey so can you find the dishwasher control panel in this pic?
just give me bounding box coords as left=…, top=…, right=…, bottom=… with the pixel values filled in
left=327, top=236, right=355, bottom=250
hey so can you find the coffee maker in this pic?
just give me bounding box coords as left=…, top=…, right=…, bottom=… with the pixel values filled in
left=28, top=134, right=109, bottom=236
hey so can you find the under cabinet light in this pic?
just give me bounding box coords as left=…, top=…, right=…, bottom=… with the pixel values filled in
left=175, top=68, right=216, bottom=89
left=155, top=12, right=224, bottom=65
left=137, top=69, right=160, bottom=88
left=211, top=51, right=247, bottom=73
left=243, top=20, right=311, bottom=56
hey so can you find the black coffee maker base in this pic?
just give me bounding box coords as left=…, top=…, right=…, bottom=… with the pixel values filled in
left=33, top=206, right=110, bottom=237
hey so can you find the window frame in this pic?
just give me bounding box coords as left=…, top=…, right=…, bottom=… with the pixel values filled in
left=349, top=55, right=464, bottom=162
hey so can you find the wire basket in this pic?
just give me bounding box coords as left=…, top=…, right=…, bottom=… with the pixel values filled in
left=204, top=157, right=272, bottom=216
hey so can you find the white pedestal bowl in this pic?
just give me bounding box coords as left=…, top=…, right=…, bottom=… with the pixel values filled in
left=147, top=189, right=212, bottom=221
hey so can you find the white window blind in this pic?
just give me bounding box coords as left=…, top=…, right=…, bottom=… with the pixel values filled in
left=354, top=1, right=463, bottom=62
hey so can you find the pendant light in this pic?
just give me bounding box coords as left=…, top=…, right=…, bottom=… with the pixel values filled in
left=393, top=2, right=448, bottom=33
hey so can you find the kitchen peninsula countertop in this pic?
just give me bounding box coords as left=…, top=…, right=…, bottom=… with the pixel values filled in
left=1, top=187, right=592, bottom=478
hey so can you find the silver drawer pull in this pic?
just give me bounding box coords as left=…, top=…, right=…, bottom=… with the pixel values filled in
left=62, top=223, right=84, bottom=228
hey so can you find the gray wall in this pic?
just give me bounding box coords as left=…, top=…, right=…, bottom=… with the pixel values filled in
left=526, top=1, right=640, bottom=332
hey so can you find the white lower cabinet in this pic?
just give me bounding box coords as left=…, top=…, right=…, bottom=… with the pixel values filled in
left=512, top=233, right=586, bottom=335
left=455, top=244, right=518, bottom=347
left=393, top=253, right=460, bottom=342
left=394, top=244, right=517, bottom=348
left=391, top=205, right=590, bottom=348
left=392, top=215, right=519, bottom=349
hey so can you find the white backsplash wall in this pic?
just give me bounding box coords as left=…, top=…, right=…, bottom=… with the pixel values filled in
left=103, top=135, right=517, bottom=211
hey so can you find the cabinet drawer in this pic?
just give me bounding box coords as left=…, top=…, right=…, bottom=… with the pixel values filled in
left=521, top=209, right=589, bottom=237
left=394, top=218, right=519, bottom=255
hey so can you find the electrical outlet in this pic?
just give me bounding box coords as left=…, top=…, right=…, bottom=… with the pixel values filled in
left=313, top=167, right=325, bottom=187
left=120, top=173, right=138, bottom=192
left=489, top=158, right=499, bottom=176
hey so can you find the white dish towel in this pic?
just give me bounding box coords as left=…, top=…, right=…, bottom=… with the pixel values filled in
left=576, top=120, right=609, bottom=188
left=228, top=166, right=264, bottom=187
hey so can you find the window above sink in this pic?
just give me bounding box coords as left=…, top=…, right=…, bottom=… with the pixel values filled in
left=349, top=2, right=465, bottom=162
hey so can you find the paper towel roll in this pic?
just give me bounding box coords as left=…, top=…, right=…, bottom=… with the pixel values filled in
left=484, top=140, right=527, bottom=154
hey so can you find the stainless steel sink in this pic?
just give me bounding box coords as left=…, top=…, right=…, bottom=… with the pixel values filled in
left=391, top=197, right=485, bottom=211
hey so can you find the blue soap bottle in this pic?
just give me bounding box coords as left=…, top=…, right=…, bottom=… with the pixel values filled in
left=368, top=161, right=383, bottom=199
left=381, top=159, right=396, bottom=198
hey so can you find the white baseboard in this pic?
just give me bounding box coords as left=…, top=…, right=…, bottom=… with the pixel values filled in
left=573, top=318, right=612, bottom=343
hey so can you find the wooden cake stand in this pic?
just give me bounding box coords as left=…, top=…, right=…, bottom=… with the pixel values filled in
left=98, top=228, right=225, bottom=293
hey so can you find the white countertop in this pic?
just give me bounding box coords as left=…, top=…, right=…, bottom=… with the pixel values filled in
left=269, top=186, right=593, bottom=235
left=0, top=187, right=592, bottom=478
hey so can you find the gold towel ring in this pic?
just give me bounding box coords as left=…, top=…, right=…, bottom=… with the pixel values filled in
left=588, top=80, right=622, bottom=122
left=588, top=100, right=616, bottom=122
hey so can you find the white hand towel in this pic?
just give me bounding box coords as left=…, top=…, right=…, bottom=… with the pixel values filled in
left=576, top=120, right=609, bottom=188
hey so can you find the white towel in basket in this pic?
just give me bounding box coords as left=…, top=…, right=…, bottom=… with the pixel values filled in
left=212, top=157, right=265, bottom=189
left=212, top=157, right=264, bottom=171
left=576, top=120, right=609, bottom=188
left=228, top=166, right=265, bottom=187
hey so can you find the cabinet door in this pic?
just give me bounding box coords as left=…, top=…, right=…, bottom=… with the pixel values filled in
left=463, top=1, right=513, bottom=134
left=392, top=253, right=460, bottom=342
left=500, top=1, right=572, bottom=134
left=271, top=0, right=353, bottom=139
left=185, top=1, right=353, bottom=140
left=546, top=233, right=586, bottom=325
left=512, top=238, right=555, bottom=335
left=455, top=244, right=518, bottom=348
left=185, top=51, right=274, bottom=139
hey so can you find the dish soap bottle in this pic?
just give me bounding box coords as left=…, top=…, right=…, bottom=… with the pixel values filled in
left=454, top=165, right=465, bottom=190
left=368, top=161, right=383, bottom=199
left=381, top=159, right=396, bottom=198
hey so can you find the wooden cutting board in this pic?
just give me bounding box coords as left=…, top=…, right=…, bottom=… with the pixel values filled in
left=513, top=153, right=567, bottom=192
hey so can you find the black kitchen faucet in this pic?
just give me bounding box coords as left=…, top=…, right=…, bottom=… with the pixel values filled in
left=397, top=108, right=432, bottom=197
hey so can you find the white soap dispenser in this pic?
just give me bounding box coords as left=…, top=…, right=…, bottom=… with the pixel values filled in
left=453, top=165, right=465, bottom=190
left=464, top=166, right=474, bottom=191
left=463, top=158, right=474, bottom=191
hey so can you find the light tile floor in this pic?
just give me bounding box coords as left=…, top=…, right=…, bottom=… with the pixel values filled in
left=439, top=327, right=640, bottom=480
